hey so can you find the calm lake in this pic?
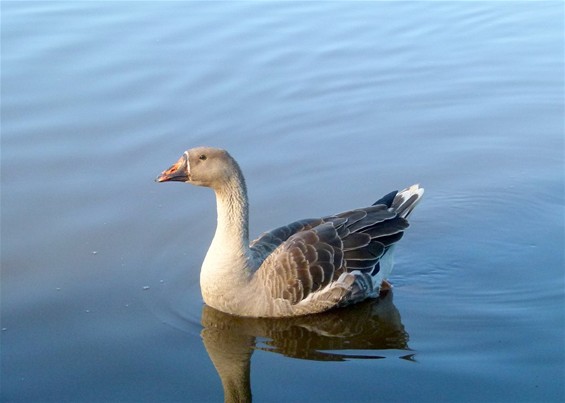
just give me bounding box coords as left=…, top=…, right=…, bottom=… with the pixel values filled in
left=2, top=1, right=564, bottom=402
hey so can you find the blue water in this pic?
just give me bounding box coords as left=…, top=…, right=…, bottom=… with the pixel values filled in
left=2, top=2, right=564, bottom=402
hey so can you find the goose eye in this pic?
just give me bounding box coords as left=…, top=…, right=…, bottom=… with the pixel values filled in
left=199, top=154, right=207, bottom=161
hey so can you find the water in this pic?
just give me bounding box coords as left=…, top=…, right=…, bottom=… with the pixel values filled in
left=2, top=2, right=564, bottom=402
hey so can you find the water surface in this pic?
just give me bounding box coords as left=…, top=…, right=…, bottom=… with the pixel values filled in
left=2, top=2, right=564, bottom=402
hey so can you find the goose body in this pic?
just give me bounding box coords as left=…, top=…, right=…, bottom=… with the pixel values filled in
left=156, top=147, right=423, bottom=318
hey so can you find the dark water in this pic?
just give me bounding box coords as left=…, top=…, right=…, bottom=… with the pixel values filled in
left=2, top=2, right=564, bottom=402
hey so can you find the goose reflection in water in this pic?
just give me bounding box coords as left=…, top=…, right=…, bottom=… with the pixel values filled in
left=200, top=290, right=412, bottom=403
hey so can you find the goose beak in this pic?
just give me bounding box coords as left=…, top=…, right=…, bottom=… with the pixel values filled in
left=155, top=153, right=189, bottom=183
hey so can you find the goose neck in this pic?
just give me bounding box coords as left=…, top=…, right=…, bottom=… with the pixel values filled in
left=215, top=176, right=249, bottom=245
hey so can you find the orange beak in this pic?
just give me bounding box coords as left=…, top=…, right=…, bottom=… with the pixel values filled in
left=155, top=153, right=189, bottom=183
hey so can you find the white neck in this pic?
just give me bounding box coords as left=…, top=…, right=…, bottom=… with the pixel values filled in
left=200, top=174, right=252, bottom=304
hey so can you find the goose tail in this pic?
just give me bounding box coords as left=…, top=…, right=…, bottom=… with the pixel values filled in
left=391, top=184, right=424, bottom=219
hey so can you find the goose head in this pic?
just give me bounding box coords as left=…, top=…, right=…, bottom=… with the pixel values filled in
left=156, top=147, right=241, bottom=190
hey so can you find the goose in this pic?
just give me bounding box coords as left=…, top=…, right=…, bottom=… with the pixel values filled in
left=156, top=147, right=423, bottom=318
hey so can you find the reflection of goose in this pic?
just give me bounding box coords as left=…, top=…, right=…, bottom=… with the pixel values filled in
left=201, top=291, right=410, bottom=402
left=157, top=147, right=423, bottom=317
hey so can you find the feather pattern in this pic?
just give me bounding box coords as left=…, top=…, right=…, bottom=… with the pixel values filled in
left=156, top=147, right=424, bottom=317
left=251, top=194, right=418, bottom=315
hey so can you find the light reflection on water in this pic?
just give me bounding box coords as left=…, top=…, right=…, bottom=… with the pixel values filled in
left=201, top=292, right=409, bottom=402
left=2, top=1, right=563, bottom=402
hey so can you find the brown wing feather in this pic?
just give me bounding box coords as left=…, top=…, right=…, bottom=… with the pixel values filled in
left=250, top=218, right=323, bottom=263
left=257, top=222, right=343, bottom=304
left=252, top=202, right=412, bottom=307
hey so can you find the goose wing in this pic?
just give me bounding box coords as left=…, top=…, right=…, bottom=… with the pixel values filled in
left=250, top=218, right=324, bottom=262
left=254, top=204, right=410, bottom=309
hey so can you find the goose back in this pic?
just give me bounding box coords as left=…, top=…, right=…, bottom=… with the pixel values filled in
left=248, top=187, right=419, bottom=316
